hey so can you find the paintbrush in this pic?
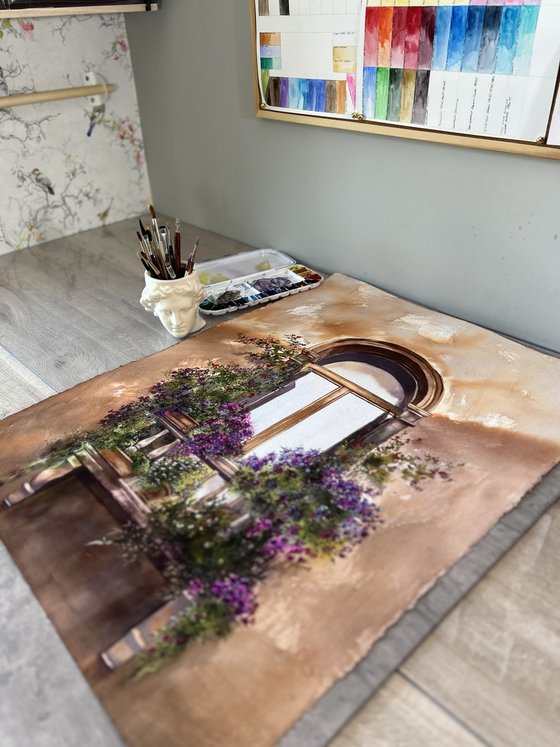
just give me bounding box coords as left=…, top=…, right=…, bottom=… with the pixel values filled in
left=136, top=229, right=151, bottom=262
left=137, top=251, right=152, bottom=275
left=137, top=250, right=161, bottom=277
left=148, top=204, right=158, bottom=230
left=136, top=230, right=161, bottom=274
left=149, top=204, right=167, bottom=270
left=139, top=218, right=160, bottom=264
left=164, top=258, right=176, bottom=279
left=136, top=229, right=149, bottom=252
left=173, top=218, right=182, bottom=276
left=186, top=237, right=199, bottom=275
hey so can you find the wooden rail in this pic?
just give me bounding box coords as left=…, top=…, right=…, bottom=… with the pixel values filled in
left=0, top=3, right=158, bottom=17
left=0, top=82, right=117, bottom=109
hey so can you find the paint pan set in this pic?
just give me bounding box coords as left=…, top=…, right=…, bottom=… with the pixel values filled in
left=196, top=249, right=323, bottom=316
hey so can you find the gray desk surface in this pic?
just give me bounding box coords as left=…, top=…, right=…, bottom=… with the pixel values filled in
left=1, top=217, right=559, bottom=747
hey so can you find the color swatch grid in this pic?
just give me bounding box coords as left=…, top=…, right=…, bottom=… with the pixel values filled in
left=265, top=76, right=349, bottom=113
left=258, top=0, right=290, bottom=16
left=260, top=30, right=355, bottom=114
left=260, top=31, right=282, bottom=99
left=259, top=0, right=360, bottom=16
left=362, top=2, right=541, bottom=125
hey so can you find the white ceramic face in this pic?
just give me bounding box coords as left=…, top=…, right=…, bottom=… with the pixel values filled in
left=154, top=293, right=198, bottom=338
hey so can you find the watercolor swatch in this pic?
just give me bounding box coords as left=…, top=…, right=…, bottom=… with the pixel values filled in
left=259, top=0, right=361, bottom=16
left=265, top=76, right=347, bottom=113
left=259, top=24, right=355, bottom=114
left=362, top=1, right=541, bottom=126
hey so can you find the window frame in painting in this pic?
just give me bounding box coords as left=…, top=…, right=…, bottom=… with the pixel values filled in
left=242, top=338, right=443, bottom=455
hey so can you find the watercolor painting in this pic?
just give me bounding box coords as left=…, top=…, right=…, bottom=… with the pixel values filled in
left=254, top=0, right=560, bottom=141
left=0, top=14, right=151, bottom=254
left=1, top=274, right=560, bottom=747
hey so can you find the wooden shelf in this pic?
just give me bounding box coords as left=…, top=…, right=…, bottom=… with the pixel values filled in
left=256, top=109, right=560, bottom=161
left=0, top=3, right=158, bottom=17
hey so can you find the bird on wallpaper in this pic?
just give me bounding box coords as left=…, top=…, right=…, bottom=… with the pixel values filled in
left=0, top=66, right=8, bottom=97
left=87, top=103, right=105, bottom=137
left=30, top=168, right=55, bottom=196
left=97, top=202, right=112, bottom=224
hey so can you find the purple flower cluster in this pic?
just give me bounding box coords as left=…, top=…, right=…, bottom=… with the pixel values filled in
left=180, top=402, right=253, bottom=458
left=244, top=517, right=274, bottom=538
left=243, top=448, right=320, bottom=474
left=244, top=517, right=307, bottom=562
left=186, top=578, right=204, bottom=597
left=262, top=534, right=308, bottom=562
left=235, top=448, right=384, bottom=561
left=320, top=467, right=376, bottom=516
left=99, top=398, right=146, bottom=427
left=210, top=575, right=257, bottom=623
left=338, top=516, right=371, bottom=543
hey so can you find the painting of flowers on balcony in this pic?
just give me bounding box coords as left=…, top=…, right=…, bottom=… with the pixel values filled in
left=1, top=274, right=559, bottom=747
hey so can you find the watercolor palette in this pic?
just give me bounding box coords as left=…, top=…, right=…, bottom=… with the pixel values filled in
left=196, top=249, right=295, bottom=286
left=199, top=262, right=323, bottom=316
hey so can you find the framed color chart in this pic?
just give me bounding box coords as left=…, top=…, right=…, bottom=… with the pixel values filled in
left=252, top=0, right=560, bottom=158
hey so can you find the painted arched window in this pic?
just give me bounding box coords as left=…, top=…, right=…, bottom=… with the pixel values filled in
left=242, top=338, right=443, bottom=457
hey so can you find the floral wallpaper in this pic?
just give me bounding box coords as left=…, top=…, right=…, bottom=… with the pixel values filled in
left=0, top=14, right=151, bottom=254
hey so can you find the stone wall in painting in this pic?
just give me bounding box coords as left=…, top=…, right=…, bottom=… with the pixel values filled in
left=0, top=14, right=151, bottom=254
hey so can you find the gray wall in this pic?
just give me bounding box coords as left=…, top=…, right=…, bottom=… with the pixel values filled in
left=126, top=1, right=560, bottom=352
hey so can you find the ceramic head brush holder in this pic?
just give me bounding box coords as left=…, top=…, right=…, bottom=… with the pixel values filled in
left=140, top=269, right=206, bottom=338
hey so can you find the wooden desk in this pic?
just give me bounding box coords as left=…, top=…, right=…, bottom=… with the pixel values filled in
left=0, top=217, right=559, bottom=747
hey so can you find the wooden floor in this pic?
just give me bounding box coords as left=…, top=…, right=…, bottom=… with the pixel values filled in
left=0, top=217, right=558, bottom=747
left=331, top=500, right=560, bottom=747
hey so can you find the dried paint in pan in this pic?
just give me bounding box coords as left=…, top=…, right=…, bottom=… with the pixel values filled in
left=199, top=265, right=323, bottom=315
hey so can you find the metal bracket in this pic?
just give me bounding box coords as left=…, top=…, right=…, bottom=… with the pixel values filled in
left=83, top=71, right=110, bottom=107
